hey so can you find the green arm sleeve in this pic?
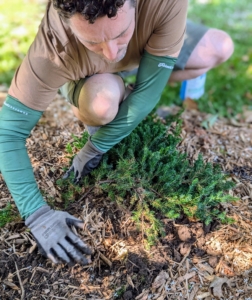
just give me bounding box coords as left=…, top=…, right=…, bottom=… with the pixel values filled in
left=0, top=95, right=47, bottom=219
left=91, top=50, right=177, bottom=152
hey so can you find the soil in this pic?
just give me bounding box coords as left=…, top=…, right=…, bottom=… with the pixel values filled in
left=1, top=92, right=252, bottom=300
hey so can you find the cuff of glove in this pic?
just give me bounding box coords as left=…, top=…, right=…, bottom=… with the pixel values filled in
left=25, top=205, right=50, bottom=226
left=86, top=137, right=105, bottom=154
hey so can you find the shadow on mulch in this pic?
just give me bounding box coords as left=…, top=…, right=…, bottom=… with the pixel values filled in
left=0, top=191, right=219, bottom=300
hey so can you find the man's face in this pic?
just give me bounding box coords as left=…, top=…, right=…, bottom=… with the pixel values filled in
left=69, top=1, right=135, bottom=63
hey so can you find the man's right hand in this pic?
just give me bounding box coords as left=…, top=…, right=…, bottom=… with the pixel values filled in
left=25, top=205, right=92, bottom=266
left=63, top=138, right=104, bottom=184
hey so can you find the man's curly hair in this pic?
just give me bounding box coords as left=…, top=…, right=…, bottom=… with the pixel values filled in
left=52, top=0, right=136, bottom=24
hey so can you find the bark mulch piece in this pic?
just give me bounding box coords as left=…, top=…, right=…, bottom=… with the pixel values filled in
left=1, top=96, right=252, bottom=299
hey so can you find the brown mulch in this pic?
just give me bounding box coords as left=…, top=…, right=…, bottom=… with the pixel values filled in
left=1, top=91, right=252, bottom=300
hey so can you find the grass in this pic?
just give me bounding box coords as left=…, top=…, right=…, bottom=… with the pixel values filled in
left=160, top=0, right=252, bottom=117
left=0, top=203, right=16, bottom=227
left=0, top=0, right=45, bottom=85
left=191, top=0, right=252, bottom=117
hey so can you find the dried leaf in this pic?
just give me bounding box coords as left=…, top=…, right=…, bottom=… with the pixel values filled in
left=113, top=248, right=128, bottom=261
left=135, top=289, right=149, bottom=300
left=210, top=276, right=232, bottom=298
left=219, top=262, right=235, bottom=277
left=229, top=118, right=245, bottom=127
left=152, top=271, right=169, bottom=290
left=6, top=234, right=21, bottom=240
left=197, top=263, right=214, bottom=275
left=201, top=114, right=218, bottom=129
left=127, top=274, right=135, bottom=289
left=189, top=285, right=199, bottom=300
left=177, top=271, right=196, bottom=283
left=183, top=98, right=198, bottom=110
left=42, top=133, right=48, bottom=140
left=196, top=292, right=211, bottom=299
left=3, top=280, right=19, bottom=290
left=36, top=267, right=50, bottom=273
left=244, top=111, right=252, bottom=123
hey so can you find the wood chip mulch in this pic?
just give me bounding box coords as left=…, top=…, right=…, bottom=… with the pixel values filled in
left=1, top=91, right=252, bottom=300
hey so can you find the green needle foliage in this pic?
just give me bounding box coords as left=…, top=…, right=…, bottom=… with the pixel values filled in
left=0, top=203, right=15, bottom=228
left=61, top=114, right=236, bottom=246
left=57, top=178, right=83, bottom=209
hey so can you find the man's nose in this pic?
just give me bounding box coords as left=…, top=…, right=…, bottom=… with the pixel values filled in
left=102, top=41, right=118, bottom=61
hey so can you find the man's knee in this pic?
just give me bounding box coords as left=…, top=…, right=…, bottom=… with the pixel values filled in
left=207, top=28, right=234, bottom=65
left=90, top=95, right=120, bottom=125
left=84, top=96, right=119, bottom=126
left=78, top=73, right=125, bottom=126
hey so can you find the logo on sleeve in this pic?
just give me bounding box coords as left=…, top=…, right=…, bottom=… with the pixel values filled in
left=4, top=101, right=28, bottom=115
left=158, top=63, right=173, bottom=70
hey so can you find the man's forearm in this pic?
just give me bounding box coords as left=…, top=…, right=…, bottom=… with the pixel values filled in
left=0, top=95, right=46, bottom=219
left=91, top=51, right=177, bottom=152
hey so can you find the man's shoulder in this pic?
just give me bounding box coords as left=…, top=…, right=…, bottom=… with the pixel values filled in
left=41, top=1, right=71, bottom=49
left=138, top=0, right=186, bottom=15
left=138, top=0, right=169, bottom=8
left=32, top=1, right=82, bottom=68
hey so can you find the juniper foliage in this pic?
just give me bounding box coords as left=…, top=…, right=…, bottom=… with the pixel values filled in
left=61, top=113, right=236, bottom=245
left=0, top=203, right=15, bottom=227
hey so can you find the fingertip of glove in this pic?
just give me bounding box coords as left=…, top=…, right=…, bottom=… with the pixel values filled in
left=62, top=172, right=69, bottom=179
left=63, top=165, right=74, bottom=180
left=87, top=257, right=92, bottom=264
left=68, top=261, right=75, bottom=267
left=79, top=255, right=92, bottom=266
left=66, top=218, right=84, bottom=228
left=85, top=247, right=94, bottom=256
left=73, top=178, right=82, bottom=185
left=47, top=253, right=60, bottom=264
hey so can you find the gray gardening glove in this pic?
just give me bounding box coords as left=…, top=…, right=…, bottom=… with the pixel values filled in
left=25, top=205, right=92, bottom=266
left=63, top=138, right=104, bottom=184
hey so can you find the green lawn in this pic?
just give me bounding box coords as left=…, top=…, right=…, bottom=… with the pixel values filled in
left=0, top=0, right=45, bottom=85
left=160, top=0, right=252, bottom=117
left=1, top=0, right=251, bottom=116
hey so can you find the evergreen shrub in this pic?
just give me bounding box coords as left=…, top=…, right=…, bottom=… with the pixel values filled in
left=60, top=113, right=236, bottom=246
